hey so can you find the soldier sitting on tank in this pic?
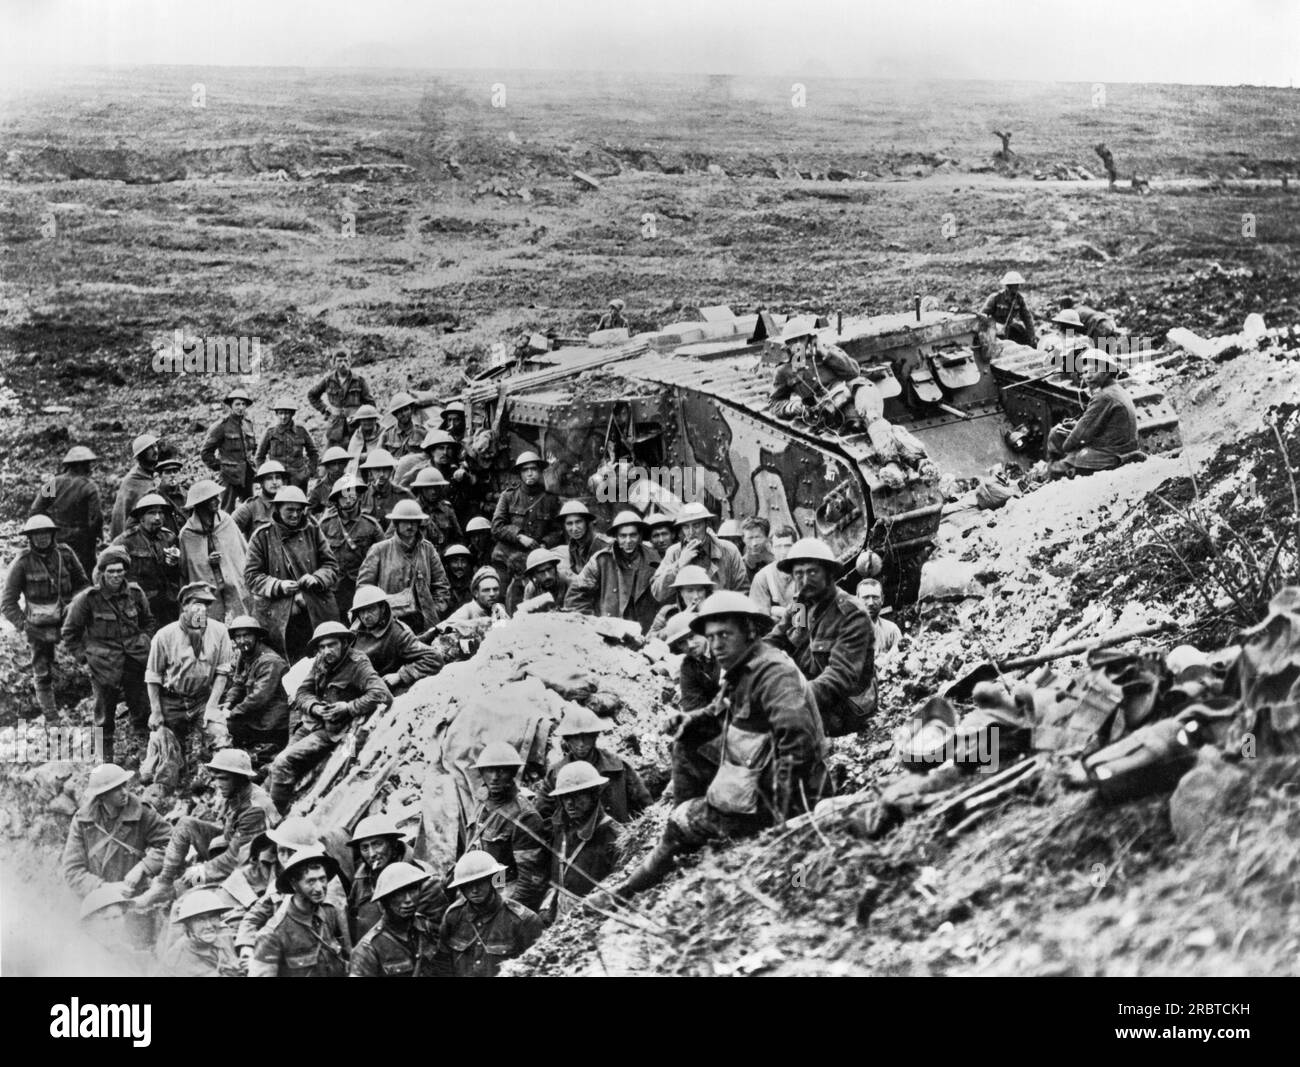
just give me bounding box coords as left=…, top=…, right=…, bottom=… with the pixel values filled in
left=1046, top=350, right=1140, bottom=479
left=769, top=321, right=862, bottom=422
left=982, top=271, right=1037, bottom=347
left=1054, top=300, right=1120, bottom=344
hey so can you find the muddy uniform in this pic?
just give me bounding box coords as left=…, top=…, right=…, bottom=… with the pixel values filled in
left=177, top=510, right=249, bottom=624
left=2, top=543, right=88, bottom=712
left=61, top=794, right=170, bottom=897
left=534, top=747, right=650, bottom=825
left=1047, top=381, right=1140, bottom=472
left=352, top=616, right=444, bottom=692
left=982, top=289, right=1036, bottom=347
left=110, top=525, right=182, bottom=625
left=356, top=534, right=450, bottom=634
left=459, top=787, right=549, bottom=912
left=61, top=577, right=155, bottom=754
left=110, top=464, right=158, bottom=539
left=30, top=472, right=102, bottom=577
left=201, top=413, right=258, bottom=511
left=361, top=481, right=417, bottom=535
left=231, top=495, right=276, bottom=541
left=224, top=644, right=291, bottom=747
left=250, top=895, right=351, bottom=977
left=348, top=854, right=448, bottom=943
left=436, top=894, right=543, bottom=978
left=491, top=484, right=563, bottom=609
left=768, top=587, right=876, bottom=737
left=565, top=529, right=608, bottom=576
left=546, top=805, right=620, bottom=919
left=244, top=516, right=340, bottom=659
left=257, top=425, right=320, bottom=490
left=308, top=370, right=374, bottom=447
left=563, top=543, right=662, bottom=634
left=349, top=914, right=442, bottom=977
left=318, top=507, right=384, bottom=618
left=769, top=346, right=861, bottom=416
left=378, top=422, right=424, bottom=461
left=154, top=780, right=279, bottom=888
left=650, top=533, right=747, bottom=601
left=161, top=931, right=242, bottom=977
left=421, top=499, right=462, bottom=552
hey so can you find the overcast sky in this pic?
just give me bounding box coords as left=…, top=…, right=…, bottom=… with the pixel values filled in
left=1, top=0, right=1297, bottom=86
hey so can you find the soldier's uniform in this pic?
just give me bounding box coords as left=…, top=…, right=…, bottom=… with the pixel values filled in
left=355, top=534, right=450, bottom=635
left=534, top=748, right=651, bottom=825
left=250, top=895, right=351, bottom=977
left=378, top=421, right=424, bottom=460
left=257, top=424, right=320, bottom=490
left=201, top=412, right=258, bottom=511
left=347, top=856, right=448, bottom=943
left=231, top=494, right=275, bottom=541
left=157, top=484, right=189, bottom=538
left=308, top=369, right=374, bottom=447
left=110, top=524, right=182, bottom=625
left=161, top=930, right=242, bottom=977
left=223, top=643, right=291, bottom=748
left=109, top=464, right=157, bottom=539
left=491, top=483, right=563, bottom=610
left=318, top=506, right=384, bottom=618
left=436, top=894, right=543, bottom=978
left=1, top=541, right=88, bottom=714
left=982, top=288, right=1037, bottom=346
left=420, top=497, right=463, bottom=551
left=61, top=793, right=170, bottom=898
left=546, top=804, right=620, bottom=920
left=458, top=786, right=549, bottom=912
left=769, top=344, right=861, bottom=417
left=244, top=515, right=340, bottom=660
left=30, top=472, right=102, bottom=577
left=349, top=914, right=441, bottom=976
left=361, top=481, right=415, bottom=533
left=352, top=614, right=444, bottom=692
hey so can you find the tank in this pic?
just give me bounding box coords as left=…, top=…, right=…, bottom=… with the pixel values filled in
left=454, top=305, right=1181, bottom=602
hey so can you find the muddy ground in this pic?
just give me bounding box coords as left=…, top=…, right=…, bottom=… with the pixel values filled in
left=2, top=66, right=1298, bottom=975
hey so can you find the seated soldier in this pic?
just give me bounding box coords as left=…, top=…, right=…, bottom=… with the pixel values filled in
left=346, top=813, right=448, bottom=943
left=218, top=615, right=290, bottom=754
left=1046, top=349, right=1140, bottom=478
left=533, top=705, right=650, bottom=825
left=161, top=890, right=242, bottom=977
left=349, top=585, right=444, bottom=693
left=518, top=548, right=570, bottom=612
left=661, top=609, right=722, bottom=804
left=648, top=564, right=714, bottom=638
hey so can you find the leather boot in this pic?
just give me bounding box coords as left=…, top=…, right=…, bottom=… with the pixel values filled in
left=615, top=841, right=678, bottom=898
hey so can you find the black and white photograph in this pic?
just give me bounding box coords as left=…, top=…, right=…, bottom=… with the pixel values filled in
left=0, top=0, right=1295, bottom=1014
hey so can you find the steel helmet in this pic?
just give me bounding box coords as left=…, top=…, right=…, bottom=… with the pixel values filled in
left=474, top=741, right=523, bottom=769
left=643, top=511, right=673, bottom=529
left=271, top=397, right=298, bottom=412
left=307, top=620, right=355, bottom=651
left=321, top=446, right=352, bottom=466
left=440, top=401, right=467, bottom=418
left=372, top=861, right=431, bottom=901
left=131, top=433, right=159, bottom=457
left=1078, top=348, right=1122, bottom=375
left=550, top=760, right=609, bottom=797
left=175, top=889, right=231, bottom=924
left=673, top=502, right=716, bottom=526
left=275, top=845, right=340, bottom=894
left=360, top=448, right=397, bottom=471
left=79, top=883, right=129, bottom=921
left=272, top=485, right=309, bottom=506
left=780, top=317, right=817, bottom=345
left=21, top=514, right=57, bottom=536
left=1052, top=308, right=1084, bottom=328
left=465, top=516, right=492, bottom=533
left=448, top=849, right=507, bottom=889
left=184, top=479, right=224, bottom=509
left=329, top=474, right=365, bottom=499
left=226, top=614, right=268, bottom=637
left=523, top=548, right=563, bottom=575
left=387, top=392, right=418, bottom=414
left=558, top=499, right=594, bottom=519
left=386, top=499, right=428, bottom=523
left=411, top=465, right=448, bottom=488
left=442, top=543, right=471, bottom=560
left=129, top=492, right=170, bottom=515
left=349, top=812, right=406, bottom=847
left=608, top=299, right=625, bottom=310
left=1001, top=271, right=1025, bottom=286
left=661, top=608, right=698, bottom=649
left=421, top=429, right=458, bottom=450
left=254, top=460, right=287, bottom=481
left=671, top=565, right=716, bottom=590
left=513, top=450, right=545, bottom=470
left=778, top=537, right=842, bottom=576
left=690, top=591, right=773, bottom=633
left=266, top=815, right=320, bottom=850
left=62, top=445, right=99, bottom=464
left=204, top=748, right=257, bottom=779
left=349, top=404, right=381, bottom=424
left=718, top=519, right=744, bottom=539
left=84, top=762, right=133, bottom=800
left=349, top=585, right=391, bottom=616
left=608, top=509, right=647, bottom=534
left=556, top=705, right=611, bottom=737
left=223, top=387, right=252, bottom=405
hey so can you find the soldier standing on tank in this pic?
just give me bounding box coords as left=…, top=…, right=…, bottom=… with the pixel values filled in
left=30, top=445, right=102, bottom=577
left=981, top=271, right=1037, bottom=346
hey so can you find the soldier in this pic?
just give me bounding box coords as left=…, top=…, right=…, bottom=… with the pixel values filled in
left=648, top=564, right=714, bottom=639
left=855, top=578, right=901, bottom=657
left=318, top=474, right=384, bottom=618
left=218, top=615, right=290, bottom=753
left=244, top=485, right=340, bottom=660
left=459, top=742, right=548, bottom=911
left=2, top=514, right=89, bottom=716
left=256, top=398, right=319, bottom=491
left=1046, top=350, right=1140, bottom=478
left=176, top=479, right=249, bottom=624
left=768, top=322, right=862, bottom=421
left=739, top=517, right=774, bottom=583
left=60, top=546, right=154, bottom=760
left=611, top=593, right=830, bottom=898
left=359, top=449, right=414, bottom=531
left=395, top=427, right=456, bottom=489
left=143, top=581, right=234, bottom=759
left=542, top=761, right=621, bottom=923
left=201, top=386, right=258, bottom=512
left=664, top=607, right=720, bottom=713
left=557, top=499, right=607, bottom=576
left=438, top=400, right=468, bottom=444
left=643, top=511, right=675, bottom=556
left=266, top=621, right=391, bottom=814
left=232, top=460, right=286, bottom=540
left=356, top=500, right=450, bottom=638
left=717, top=518, right=744, bottom=554
left=154, top=457, right=188, bottom=536
left=749, top=524, right=797, bottom=621
left=232, top=816, right=326, bottom=966
left=346, top=814, right=447, bottom=942
left=307, top=349, right=375, bottom=447
left=346, top=405, right=383, bottom=468
left=308, top=446, right=352, bottom=516
left=161, top=890, right=241, bottom=977
left=444, top=566, right=509, bottom=624
left=111, top=492, right=182, bottom=625
left=519, top=548, right=569, bottom=609
left=534, top=705, right=650, bottom=825
left=30, top=444, right=102, bottom=577
left=349, top=584, right=444, bottom=692
left=109, top=433, right=160, bottom=538
left=1053, top=303, right=1120, bottom=345
left=349, top=862, right=444, bottom=976
left=464, top=516, right=495, bottom=572
left=61, top=763, right=170, bottom=899
left=491, top=451, right=564, bottom=612
left=562, top=510, right=661, bottom=633
left=379, top=392, right=424, bottom=459
left=437, top=850, right=542, bottom=977
left=410, top=466, right=462, bottom=551
left=442, top=544, right=474, bottom=610
left=661, top=610, right=723, bottom=803
left=767, top=538, right=875, bottom=738
left=135, top=748, right=277, bottom=908
left=649, top=501, right=747, bottom=602
left=250, top=845, right=351, bottom=977
left=981, top=270, right=1037, bottom=347
left=218, top=832, right=278, bottom=944
left=597, top=298, right=628, bottom=331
